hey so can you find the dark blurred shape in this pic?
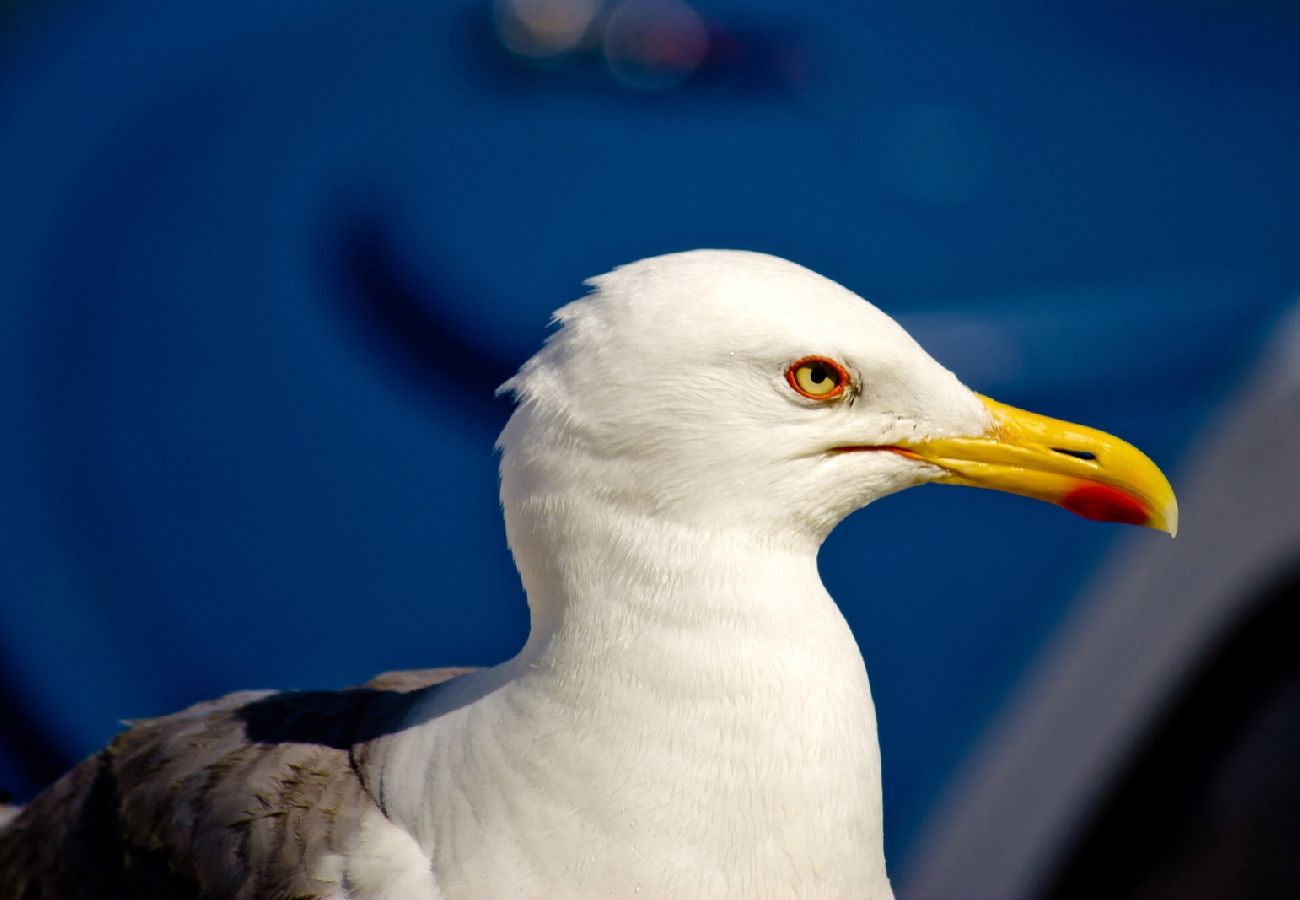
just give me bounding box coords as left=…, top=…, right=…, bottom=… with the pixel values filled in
left=1046, top=567, right=1300, bottom=899
left=330, top=215, right=519, bottom=427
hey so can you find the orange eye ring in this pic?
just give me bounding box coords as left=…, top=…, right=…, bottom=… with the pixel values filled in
left=786, top=356, right=850, bottom=401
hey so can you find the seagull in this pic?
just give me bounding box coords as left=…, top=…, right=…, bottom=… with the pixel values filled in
left=0, top=250, right=1176, bottom=899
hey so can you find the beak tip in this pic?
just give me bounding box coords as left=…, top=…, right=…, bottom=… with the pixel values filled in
left=1163, top=500, right=1179, bottom=539
left=920, top=395, right=1181, bottom=539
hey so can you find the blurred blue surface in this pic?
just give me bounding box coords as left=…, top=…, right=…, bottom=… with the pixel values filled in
left=1, top=0, right=1298, bottom=873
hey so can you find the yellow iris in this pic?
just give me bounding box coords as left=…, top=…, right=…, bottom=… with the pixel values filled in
left=789, top=357, right=847, bottom=399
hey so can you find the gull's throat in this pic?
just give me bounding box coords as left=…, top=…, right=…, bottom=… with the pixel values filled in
left=378, top=502, right=894, bottom=897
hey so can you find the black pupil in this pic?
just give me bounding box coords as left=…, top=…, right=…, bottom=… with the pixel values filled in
left=811, top=364, right=830, bottom=384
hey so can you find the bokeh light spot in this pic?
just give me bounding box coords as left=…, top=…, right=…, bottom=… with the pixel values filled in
left=603, top=0, right=709, bottom=90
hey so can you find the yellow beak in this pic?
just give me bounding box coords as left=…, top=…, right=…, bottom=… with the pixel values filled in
left=890, top=395, right=1178, bottom=536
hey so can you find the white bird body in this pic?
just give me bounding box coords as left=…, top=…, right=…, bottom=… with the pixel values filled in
left=0, top=251, right=1175, bottom=899
left=369, top=251, right=922, bottom=897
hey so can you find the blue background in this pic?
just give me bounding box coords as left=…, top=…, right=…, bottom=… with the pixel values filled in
left=1, top=0, right=1298, bottom=875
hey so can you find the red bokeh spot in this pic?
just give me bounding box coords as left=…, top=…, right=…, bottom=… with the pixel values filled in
left=1062, top=483, right=1149, bottom=526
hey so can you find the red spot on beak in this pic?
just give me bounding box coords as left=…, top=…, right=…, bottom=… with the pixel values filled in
left=1062, top=483, right=1149, bottom=526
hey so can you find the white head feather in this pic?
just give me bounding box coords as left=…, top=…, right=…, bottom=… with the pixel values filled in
left=499, top=249, right=991, bottom=548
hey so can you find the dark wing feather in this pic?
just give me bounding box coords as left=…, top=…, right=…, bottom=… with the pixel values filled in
left=0, top=668, right=474, bottom=900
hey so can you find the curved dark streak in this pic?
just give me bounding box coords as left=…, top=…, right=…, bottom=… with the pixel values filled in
left=328, top=216, right=523, bottom=433
left=2, top=101, right=248, bottom=799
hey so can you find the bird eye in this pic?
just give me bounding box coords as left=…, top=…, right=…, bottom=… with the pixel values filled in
left=786, top=356, right=849, bottom=400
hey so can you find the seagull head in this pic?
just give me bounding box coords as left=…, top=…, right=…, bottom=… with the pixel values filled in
left=499, top=250, right=1177, bottom=549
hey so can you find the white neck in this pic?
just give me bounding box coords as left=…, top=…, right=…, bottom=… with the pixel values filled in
left=372, top=498, right=892, bottom=898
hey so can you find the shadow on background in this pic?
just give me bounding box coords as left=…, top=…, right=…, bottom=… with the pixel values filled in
left=1049, top=567, right=1300, bottom=899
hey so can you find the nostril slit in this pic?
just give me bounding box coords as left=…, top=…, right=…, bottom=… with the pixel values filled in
left=1053, top=448, right=1097, bottom=461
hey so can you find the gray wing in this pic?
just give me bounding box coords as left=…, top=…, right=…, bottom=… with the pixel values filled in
left=0, top=668, right=473, bottom=900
